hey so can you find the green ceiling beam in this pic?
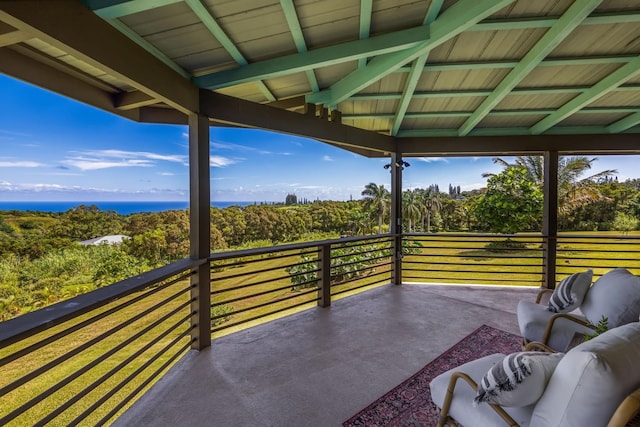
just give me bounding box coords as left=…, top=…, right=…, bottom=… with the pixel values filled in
left=395, top=55, right=636, bottom=73
left=391, top=0, right=443, bottom=136
left=280, top=0, right=318, bottom=92
left=306, top=0, right=515, bottom=106
left=106, top=18, right=190, bottom=79
left=531, top=55, right=640, bottom=134
left=184, top=0, right=243, bottom=64
left=184, top=0, right=274, bottom=101
left=344, top=107, right=640, bottom=120
left=349, top=84, right=640, bottom=101
left=396, top=126, right=640, bottom=138
left=398, top=128, right=531, bottom=137
left=458, top=0, right=602, bottom=136
left=358, top=0, right=373, bottom=69
left=391, top=55, right=428, bottom=134
left=607, top=112, right=640, bottom=133
left=85, top=0, right=190, bottom=79
left=83, top=0, right=181, bottom=19
left=194, top=24, right=430, bottom=89
left=473, top=11, right=640, bottom=31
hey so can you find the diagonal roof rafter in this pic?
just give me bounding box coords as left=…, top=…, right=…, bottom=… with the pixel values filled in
left=458, top=0, right=603, bottom=136
left=83, top=0, right=182, bottom=19
left=531, top=55, right=640, bottom=134
left=607, top=111, right=640, bottom=133
left=280, top=0, right=319, bottom=93
left=183, top=0, right=275, bottom=101
left=358, top=0, right=373, bottom=70
left=305, top=0, right=517, bottom=107
left=390, top=0, right=444, bottom=136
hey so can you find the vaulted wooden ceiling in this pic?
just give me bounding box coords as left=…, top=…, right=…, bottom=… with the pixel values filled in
left=0, top=0, right=639, bottom=157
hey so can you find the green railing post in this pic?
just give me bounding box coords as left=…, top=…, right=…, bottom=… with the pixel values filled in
left=318, top=243, right=331, bottom=307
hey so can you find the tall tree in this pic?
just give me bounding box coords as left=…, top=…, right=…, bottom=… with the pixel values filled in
left=483, top=155, right=617, bottom=217
left=361, top=183, right=390, bottom=234
left=402, top=190, right=422, bottom=232
left=421, top=187, right=442, bottom=233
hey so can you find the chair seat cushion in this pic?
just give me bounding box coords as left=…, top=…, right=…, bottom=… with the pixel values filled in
left=530, top=322, right=640, bottom=427
left=517, top=300, right=592, bottom=351
left=581, top=267, right=640, bottom=327
left=430, top=354, right=535, bottom=427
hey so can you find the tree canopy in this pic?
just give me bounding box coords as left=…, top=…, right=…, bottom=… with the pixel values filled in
left=476, top=167, right=544, bottom=234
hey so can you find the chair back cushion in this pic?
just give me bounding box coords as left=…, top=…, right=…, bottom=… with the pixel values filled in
left=530, top=322, right=640, bottom=427
left=581, top=268, right=640, bottom=327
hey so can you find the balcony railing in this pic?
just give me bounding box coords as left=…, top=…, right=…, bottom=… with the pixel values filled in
left=209, top=235, right=394, bottom=336
left=0, top=235, right=393, bottom=424
left=556, top=233, right=640, bottom=278
left=402, top=233, right=545, bottom=287
left=1, top=232, right=639, bottom=424
left=0, top=259, right=198, bottom=426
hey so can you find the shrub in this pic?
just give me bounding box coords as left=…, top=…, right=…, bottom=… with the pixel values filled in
left=485, top=238, right=527, bottom=252
left=286, top=242, right=392, bottom=290
left=211, top=304, right=234, bottom=326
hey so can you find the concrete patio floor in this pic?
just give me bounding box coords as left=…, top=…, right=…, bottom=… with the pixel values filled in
left=115, top=283, right=539, bottom=427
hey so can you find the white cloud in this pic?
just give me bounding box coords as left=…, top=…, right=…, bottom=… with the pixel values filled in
left=63, top=158, right=153, bottom=171
left=210, top=155, right=237, bottom=167
left=211, top=140, right=293, bottom=157
left=322, top=155, right=334, bottom=162
left=159, top=172, right=175, bottom=176
left=211, top=140, right=254, bottom=152
left=0, top=161, right=44, bottom=167
left=295, top=185, right=328, bottom=190
left=417, top=157, right=449, bottom=163
left=62, top=149, right=188, bottom=171
left=0, top=180, right=187, bottom=199
left=84, top=149, right=187, bottom=164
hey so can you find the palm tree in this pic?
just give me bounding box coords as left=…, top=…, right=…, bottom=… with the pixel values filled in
left=422, top=186, right=442, bottom=233
left=402, top=190, right=422, bottom=232
left=483, top=155, right=617, bottom=216
left=361, top=182, right=390, bottom=234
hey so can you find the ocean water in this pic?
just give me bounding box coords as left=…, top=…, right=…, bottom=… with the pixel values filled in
left=0, top=201, right=257, bottom=215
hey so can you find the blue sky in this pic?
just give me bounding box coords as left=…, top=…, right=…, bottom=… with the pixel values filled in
left=1, top=73, right=638, bottom=202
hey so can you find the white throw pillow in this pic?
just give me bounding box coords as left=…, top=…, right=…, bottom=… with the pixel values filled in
left=547, top=269, right=592, bottom=313
left=474, top=351, right=563, bottom=407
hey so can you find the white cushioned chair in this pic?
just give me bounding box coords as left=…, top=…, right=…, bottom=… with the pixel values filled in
left=517, top=268, right=640, bottom=351
left=430, top=322, right=640, bottom=427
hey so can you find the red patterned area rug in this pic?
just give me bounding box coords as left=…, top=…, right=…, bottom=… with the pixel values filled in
left=343, top=324, right=522, bottom=427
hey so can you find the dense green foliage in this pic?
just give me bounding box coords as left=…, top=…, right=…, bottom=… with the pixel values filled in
left=2, top=168, right=640, bottom=321
left=476, top=168, right=544, bottom=234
